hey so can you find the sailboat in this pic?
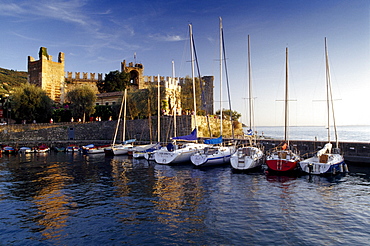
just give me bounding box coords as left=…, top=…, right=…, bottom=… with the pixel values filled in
left=230, top=35, right=264, bottom=171
left=155, top=24, right=209, bottom=165
left=191, top=17, right=236, bottom=167
left=265, top=47, right=300, bottom=172
left=104, top=89, right=135, bottom=155
left=300, top=38, right=348, bottom=175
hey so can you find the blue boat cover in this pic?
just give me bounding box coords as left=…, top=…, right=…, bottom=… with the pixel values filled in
left=172, top=128, right=197, bottom=141
left=204, top=136, right=223, bottom=144
left=122, top=139, right=136, bottom=144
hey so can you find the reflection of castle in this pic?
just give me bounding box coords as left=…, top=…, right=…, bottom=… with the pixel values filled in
left=28, top=47, right=214, bottom=115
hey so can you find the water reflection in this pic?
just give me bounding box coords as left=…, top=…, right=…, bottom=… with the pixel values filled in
left=1, top=153, right=369, bottom=245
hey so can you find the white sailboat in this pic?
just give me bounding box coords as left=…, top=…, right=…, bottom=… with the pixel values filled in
left=300, top=38, right=348, bottom=175
left=104, top=89, right=135, bottom=156
left=230, top=35, right=264, bottom=171
left=155, top=24, right=208, bottom=165
left=191, top=17, right=236, bottom=167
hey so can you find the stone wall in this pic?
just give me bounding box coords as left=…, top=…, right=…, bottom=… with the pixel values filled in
left=0, top=115, right=242, bottom=147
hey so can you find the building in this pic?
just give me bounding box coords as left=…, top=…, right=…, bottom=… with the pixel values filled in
left=27, top=47, right=213, bottom=115
left=28, top=47, right=65, bottom=102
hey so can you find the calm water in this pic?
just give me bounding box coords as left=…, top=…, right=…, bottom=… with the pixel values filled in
left=253, top=125, right=370, bottom=143
left=1, top=152, right=369, bottom=245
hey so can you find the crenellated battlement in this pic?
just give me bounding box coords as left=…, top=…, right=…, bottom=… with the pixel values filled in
left=66, top=72, right=103, bottom=81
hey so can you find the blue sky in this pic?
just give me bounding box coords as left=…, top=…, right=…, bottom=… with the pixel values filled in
left=1, top=0, right=369, bottom=127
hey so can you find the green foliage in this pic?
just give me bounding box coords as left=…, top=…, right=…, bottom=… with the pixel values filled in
left=97, top=70, right=130, bottom=93
left=180, top=76, right=202, bottom=114
left=215, top=109, right=242, bottom=121
left=66, top=85, right=97, bottom=121
left=0, top=67, right=27, bottom=94
left=128, top=85, right=165, bottom=119
left=11, top=83, right=53, bottom=123
left=52, top=105, right=72, bottom=123
left=94, top=105, right=114, bottom=121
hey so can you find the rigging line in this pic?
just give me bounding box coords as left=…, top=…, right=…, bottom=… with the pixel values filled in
left=191, top=33, right=206, bottom=112
left=221, top=25, right=235, bottom=140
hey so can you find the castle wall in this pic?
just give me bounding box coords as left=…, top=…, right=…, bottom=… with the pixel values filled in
left=27, top=49, right=213, bottom=113
left=65, top=71, right=101, bottom=95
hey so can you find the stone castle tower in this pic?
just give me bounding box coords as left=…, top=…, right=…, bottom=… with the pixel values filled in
left=121, top=60, right=145, bottom=89
left=28, top=47, right=65, bottom=103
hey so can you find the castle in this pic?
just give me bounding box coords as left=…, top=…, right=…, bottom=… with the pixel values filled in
left=28, top=47, right=214, bottom=115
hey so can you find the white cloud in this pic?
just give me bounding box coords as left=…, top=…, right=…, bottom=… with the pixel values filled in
left=149, top=33, right=186, bottom=42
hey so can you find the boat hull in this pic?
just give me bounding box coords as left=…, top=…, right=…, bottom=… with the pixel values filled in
left=300, top=154, right=346, bottom=175
left=191, top=146, right=235, bottom=167
left=230, top=147, right=264, bottom=170
left=266, top=150, right=300, bottom=172
left=112, top=144, right=133, bottom=155
left=155, top=143, right=208, bottom=165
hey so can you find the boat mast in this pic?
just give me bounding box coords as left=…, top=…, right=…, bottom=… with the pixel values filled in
left=248, top=35, right=253, bottom=131
left=157, top=75, right=160, bottom=143
left=189, top=24, right=198, bottom=134
left=325, top=37, right=339, bottom=149
left=122, top=88, right=127, bottom=142
left=284, top=47, right=289, bottom=145
left=219, top=17, right=223, bottom=136
left=172, top=60, right=177, bottom=138
left=221, top=18, right=235, bottom=140
left=112, top=90, right=125, bottom=147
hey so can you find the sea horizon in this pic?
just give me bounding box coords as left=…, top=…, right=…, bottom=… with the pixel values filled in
left=244, top=125, right=370, bottom=143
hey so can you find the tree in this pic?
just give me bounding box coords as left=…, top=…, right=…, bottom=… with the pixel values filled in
left=215, top=109, right=241, bottom=121
left=97, top=70, right=130, bottom=93
left=128, top=85, right=165, bottom=119
left=66, top=85, right=96, bottom=122
left=11, top=83, right=53, bottom=123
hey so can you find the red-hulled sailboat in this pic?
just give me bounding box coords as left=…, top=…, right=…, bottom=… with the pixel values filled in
left=265, top=48, right=300, bottom=172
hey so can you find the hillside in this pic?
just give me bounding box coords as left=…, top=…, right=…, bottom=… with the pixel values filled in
left=0, top=67, right=27, bottom=94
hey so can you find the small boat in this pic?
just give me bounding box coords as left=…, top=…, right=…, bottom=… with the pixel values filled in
left=231, top=145, right=264, bottom=171
left=19, top=147, right=34, bottom=153
left=133, top=143, right=161, bottom=159
left=155, top=140, right=209, bottom=165
left=191, top=144, right=236, bottom=167
left=231, top=35, right=264, bottom=171
left=265, top=48, right=300, bottom=172
left=155, top=24, right=209, bottom=165
left=191, top=18, right=236, bottom=168
left=3, top=146, right=17, bottom=154
left=36, top=144, right=50, bottom=153
left=66, top=145, right=79, bottom=152
left=82, top=144, right=110, bottom=154
left=300, top=38, right=348, bottom=175
left=54, top=146, right=66, bottom=152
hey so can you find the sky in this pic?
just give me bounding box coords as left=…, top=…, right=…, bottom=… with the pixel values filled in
left=1, top=0, right=369, bottom=127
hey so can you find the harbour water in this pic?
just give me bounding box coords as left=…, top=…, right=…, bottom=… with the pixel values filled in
left=254, top=125, right=370, bottom=143
left=0, top=152, right=369, bottom=245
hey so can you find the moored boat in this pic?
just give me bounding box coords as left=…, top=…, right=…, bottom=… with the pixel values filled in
left=299, top=38, right=348, bottom=175
left=231, top=145, right=264, bottom=171
left=66, top=145, right=79, bottom=152
left=155, top=140, right=209, bottom=165
left=19, top=146, right=33, bottom=153
left=133, top=143, right=161, bottom=159
left=82, top=144, right=110, bottom=154
left=3, top=146, right=17, bottom=154
left=230, top=35, right=264, bottom=171
left=265, top=48, right=300, bottom=172
left=36, top=144, right=50, bottom=153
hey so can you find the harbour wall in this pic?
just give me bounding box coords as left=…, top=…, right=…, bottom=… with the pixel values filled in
left=0, top=118, right=369, bottom=163
left=0, top=115, right=241, bottom=146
